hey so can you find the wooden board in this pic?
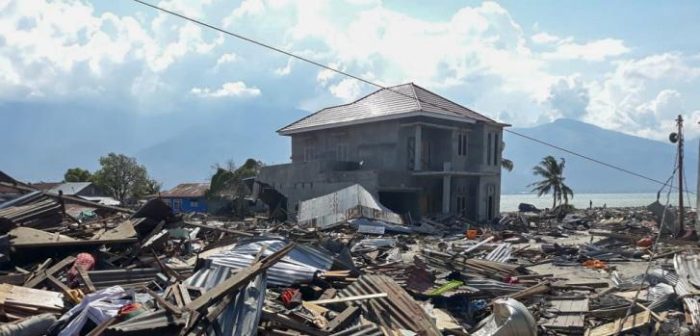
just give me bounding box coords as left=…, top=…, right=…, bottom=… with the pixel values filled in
left=544, top=298, right=589, bottom=331
left=585, top=311, right=651, bottom=336
left=0, top=283, right=64, bottom=313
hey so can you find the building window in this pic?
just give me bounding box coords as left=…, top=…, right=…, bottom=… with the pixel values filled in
left=493, top=134, right=499, bottom=166
left=456, top=195, right=467, bottom=215
left=190, top=199, right=199, bottom=208
left=304, top=145, right=315, bottom=162
left=336, top=143, right=349, bottom=161
left=172, top=198, right=181, bottom=211
left=457, top=132, right=468, bottom=156
left=486, top=133, right=492, bottom=165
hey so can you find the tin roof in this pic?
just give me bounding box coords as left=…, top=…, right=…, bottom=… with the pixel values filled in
left=278, top=83, right=506, bottom=135
left=48, top=182, right=93, bottom=196
left=160, top=183, right=209, bottom=198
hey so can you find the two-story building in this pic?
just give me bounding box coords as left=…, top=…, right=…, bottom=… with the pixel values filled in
left=257, top=83, right=508, bottom=222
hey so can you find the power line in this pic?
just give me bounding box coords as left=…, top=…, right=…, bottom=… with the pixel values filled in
left=129, top=0, right=691, bottom=192
left=507, top=129, right=683, bottom=190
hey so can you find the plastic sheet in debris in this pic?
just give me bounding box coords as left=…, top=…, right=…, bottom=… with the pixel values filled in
left=56, top=286, right=129, bottom=336
left=471, top=298, right=536, bottom=336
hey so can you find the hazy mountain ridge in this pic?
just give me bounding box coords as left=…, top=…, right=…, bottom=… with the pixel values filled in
left=503, top=118, right=698, bottom=194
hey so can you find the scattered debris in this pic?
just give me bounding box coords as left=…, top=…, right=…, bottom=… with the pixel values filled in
left=0, top=178, right=697, bottom=335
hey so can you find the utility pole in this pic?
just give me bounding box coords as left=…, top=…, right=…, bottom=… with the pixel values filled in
left=677, top=115, right=685, bottom=233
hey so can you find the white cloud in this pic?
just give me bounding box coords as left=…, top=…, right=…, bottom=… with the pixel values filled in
left=274, top=58, right=293, bottom=76
left=216, top=52, right=237, bottom=66
left=545, top=75, right=590, bottom=119
left=190, top=81, right=261, bottom=98
left=0, top=0, right=222, bottom=102
left=540, top=39, right=629, bottom=62
left=584, top=52, right=700, bottom=139
left=329, top=78, right=362, bottom=101
left=531, top=32, right=560, bottom=44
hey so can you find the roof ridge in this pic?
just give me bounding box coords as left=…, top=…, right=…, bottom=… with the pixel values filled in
left=277, top=84, right=393, bottom=133
left=411, top=83, right=498, bottom=122
left=407, top=82, right=422, bottom=112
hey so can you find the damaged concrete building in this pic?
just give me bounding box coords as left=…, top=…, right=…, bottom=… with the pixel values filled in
left=258, top=83, right=508, bottom=222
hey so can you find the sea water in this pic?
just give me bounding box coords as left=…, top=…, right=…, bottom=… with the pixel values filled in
left=500, top=193, right=697, bottom=212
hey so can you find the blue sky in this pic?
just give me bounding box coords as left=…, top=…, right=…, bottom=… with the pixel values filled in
left=1, top=0, right=700, bottom=186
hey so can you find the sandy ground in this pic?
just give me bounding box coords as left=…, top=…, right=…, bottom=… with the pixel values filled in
left=522, top=230, right=671, bottom=286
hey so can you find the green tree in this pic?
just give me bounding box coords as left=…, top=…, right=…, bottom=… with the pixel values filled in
left=528, top=156, right=574, bottom=208
left=501, top=158, right=514, bottom=172
left=64, top=167, right=92, bottom=182
left=91, top=153, right=159, bottom=203
left=209, top=158, right=264, bottom=216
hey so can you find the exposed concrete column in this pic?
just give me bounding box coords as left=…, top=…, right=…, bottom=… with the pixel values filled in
left=442, top=175, right=451, bottom=214
left=414, top=125, right=422, bottom=171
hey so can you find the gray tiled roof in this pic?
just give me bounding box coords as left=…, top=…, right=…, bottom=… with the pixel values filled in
left=279, top=83, right=502, bottom=134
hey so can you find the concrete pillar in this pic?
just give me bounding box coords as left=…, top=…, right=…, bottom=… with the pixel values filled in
left=414, top=125, right=422, bottom=171
left=442, top=175, right=451, bottom=214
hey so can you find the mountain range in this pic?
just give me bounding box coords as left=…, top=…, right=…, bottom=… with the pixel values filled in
left=1, top=110, right=697, bottom=194
left=503, top=118, right=698, bottom=194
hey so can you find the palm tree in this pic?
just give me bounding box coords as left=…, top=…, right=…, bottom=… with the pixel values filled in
left=528, top=156, right=574, bottom=208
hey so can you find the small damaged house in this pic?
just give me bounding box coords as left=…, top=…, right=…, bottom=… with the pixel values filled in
left=258, top=83, right=508, bottom=222
left=159, top=183, right=209, bottom=213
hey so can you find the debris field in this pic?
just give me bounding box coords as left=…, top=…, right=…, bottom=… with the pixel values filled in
left=0, top=180, right=699, bottom=336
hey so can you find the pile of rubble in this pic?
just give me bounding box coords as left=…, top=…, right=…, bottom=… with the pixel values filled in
left=1, top=180, right=699, bottom=336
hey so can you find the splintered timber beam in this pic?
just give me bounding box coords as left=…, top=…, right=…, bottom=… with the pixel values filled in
left=184, top=242, right=296, bottom=313
left=24, top=256, right=76, bottom=288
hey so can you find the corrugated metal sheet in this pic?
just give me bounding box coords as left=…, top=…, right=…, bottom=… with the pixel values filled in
left=675, top=253, right=700, bottom=332
left=463, top=279, right=526, bottom=295
left=337, top=275, right=441, bottom=336
left=297, top=184, right=403, bottom=229
left=185, top=263, right=267, bottom=336
left=483, top=243, right=512, bottom=263
left=330, top=323, right=383, bottom=336
left=191, top=237, right=333, bottom=287
left=0, top=190, right=44, bottom=209
left=48, top=182, right=93, bottom=196
left=0, top=198, right=61, bottom=225
left=279, top=83, right=500, bottom=134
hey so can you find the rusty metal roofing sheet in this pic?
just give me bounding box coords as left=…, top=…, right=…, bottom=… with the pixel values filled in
left=336, top=274, right=441, bottom=336
left=278, top=83, right=500, bottom=134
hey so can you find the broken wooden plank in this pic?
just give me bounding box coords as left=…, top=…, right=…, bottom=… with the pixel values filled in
left=24, top=256, right=76, bottom=288
left=325, top=306, right=360, bottom=332
left=261, top=310, right=329, bottom=336
left=146, top=287, right=182, bottom=316
left=585, top=311, right=651, bottom=336
left=77, top=266, right=96, bottom=293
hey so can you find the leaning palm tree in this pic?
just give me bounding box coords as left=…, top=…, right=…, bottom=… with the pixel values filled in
left=528, top=156, right=574, bottom=208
